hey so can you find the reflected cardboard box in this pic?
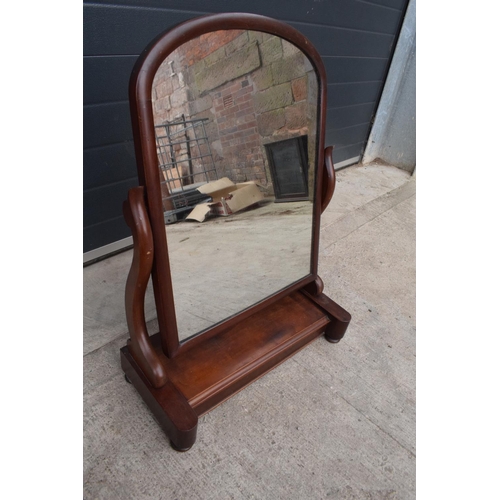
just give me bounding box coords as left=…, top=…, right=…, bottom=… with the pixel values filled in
left=186, top=177, right=264, bottom=222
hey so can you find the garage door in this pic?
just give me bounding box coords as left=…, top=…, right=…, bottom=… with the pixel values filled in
left=83, top=0, right=409, bottom=260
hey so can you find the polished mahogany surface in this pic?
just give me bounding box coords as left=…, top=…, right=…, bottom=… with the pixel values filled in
left=121, top=13, right=351, bottom=451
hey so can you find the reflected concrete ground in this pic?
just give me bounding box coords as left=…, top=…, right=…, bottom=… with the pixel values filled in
left=166, top=198, right=313, bottom=340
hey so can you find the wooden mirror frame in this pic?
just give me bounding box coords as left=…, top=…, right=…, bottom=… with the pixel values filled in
left=120, top=12, right=351, bottom=451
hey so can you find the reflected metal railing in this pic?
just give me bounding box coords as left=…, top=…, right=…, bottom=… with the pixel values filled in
left=155, top=115, right=219, bottom=223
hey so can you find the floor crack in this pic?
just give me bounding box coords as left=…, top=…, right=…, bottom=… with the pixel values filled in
left=336, top=392, right=416, bottom=457
left=322, top=187, right=415, bottom=250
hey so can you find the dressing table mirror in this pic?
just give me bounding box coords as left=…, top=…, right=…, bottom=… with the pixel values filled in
left=120, top=13, right=351, bottom=451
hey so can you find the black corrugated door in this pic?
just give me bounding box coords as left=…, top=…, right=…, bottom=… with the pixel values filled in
left=83, top=0, right=409, bottom=257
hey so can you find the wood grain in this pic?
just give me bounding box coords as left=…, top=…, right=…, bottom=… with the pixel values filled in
left=123, top=187, right=168, bottom=388
left=122, top=13, right=351, bottom=450
left=122, top=290, right=330, bottom=425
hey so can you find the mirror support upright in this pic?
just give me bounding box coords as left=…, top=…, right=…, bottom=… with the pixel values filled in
left=303, top=145, right=351, bottom=343
left=123, top=187, right=168, bottom=389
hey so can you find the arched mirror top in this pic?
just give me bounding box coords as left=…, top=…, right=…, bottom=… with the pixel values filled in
left=130, top=13, right=327, bottom=106
left=129, top=13, right=327, bottom=181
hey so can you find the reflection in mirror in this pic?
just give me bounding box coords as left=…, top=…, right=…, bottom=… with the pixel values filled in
left=152, top=30, right=319, bottom=341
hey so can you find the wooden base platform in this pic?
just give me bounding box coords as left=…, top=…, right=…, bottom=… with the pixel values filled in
left=121, top=289, right=350, bottom=451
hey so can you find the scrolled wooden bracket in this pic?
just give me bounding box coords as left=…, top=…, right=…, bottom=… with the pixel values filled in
left=321, top=146, right=336, bottom=214
left=123, top=187, right=168, bottom=389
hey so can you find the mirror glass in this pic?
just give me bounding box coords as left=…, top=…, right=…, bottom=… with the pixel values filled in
left=152, top=30, right=319, bottom=341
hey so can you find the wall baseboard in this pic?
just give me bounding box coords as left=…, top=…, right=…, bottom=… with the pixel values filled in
left=83, top=236, right=133, bottom=266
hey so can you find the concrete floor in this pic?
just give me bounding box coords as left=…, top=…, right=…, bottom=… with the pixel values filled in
left=83, top=162, right=416, bottom=499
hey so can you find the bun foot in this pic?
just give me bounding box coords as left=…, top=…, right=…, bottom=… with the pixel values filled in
left=325, top=337, right=340, bottom=343
left=170, top=440, right=192, bottom=452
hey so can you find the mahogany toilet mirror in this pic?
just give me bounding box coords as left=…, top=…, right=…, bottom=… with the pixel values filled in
left=120, top=12, right=351, bottom=451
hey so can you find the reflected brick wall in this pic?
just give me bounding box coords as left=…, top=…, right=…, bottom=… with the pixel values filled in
left=153, top=29, right=317, bottom=194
